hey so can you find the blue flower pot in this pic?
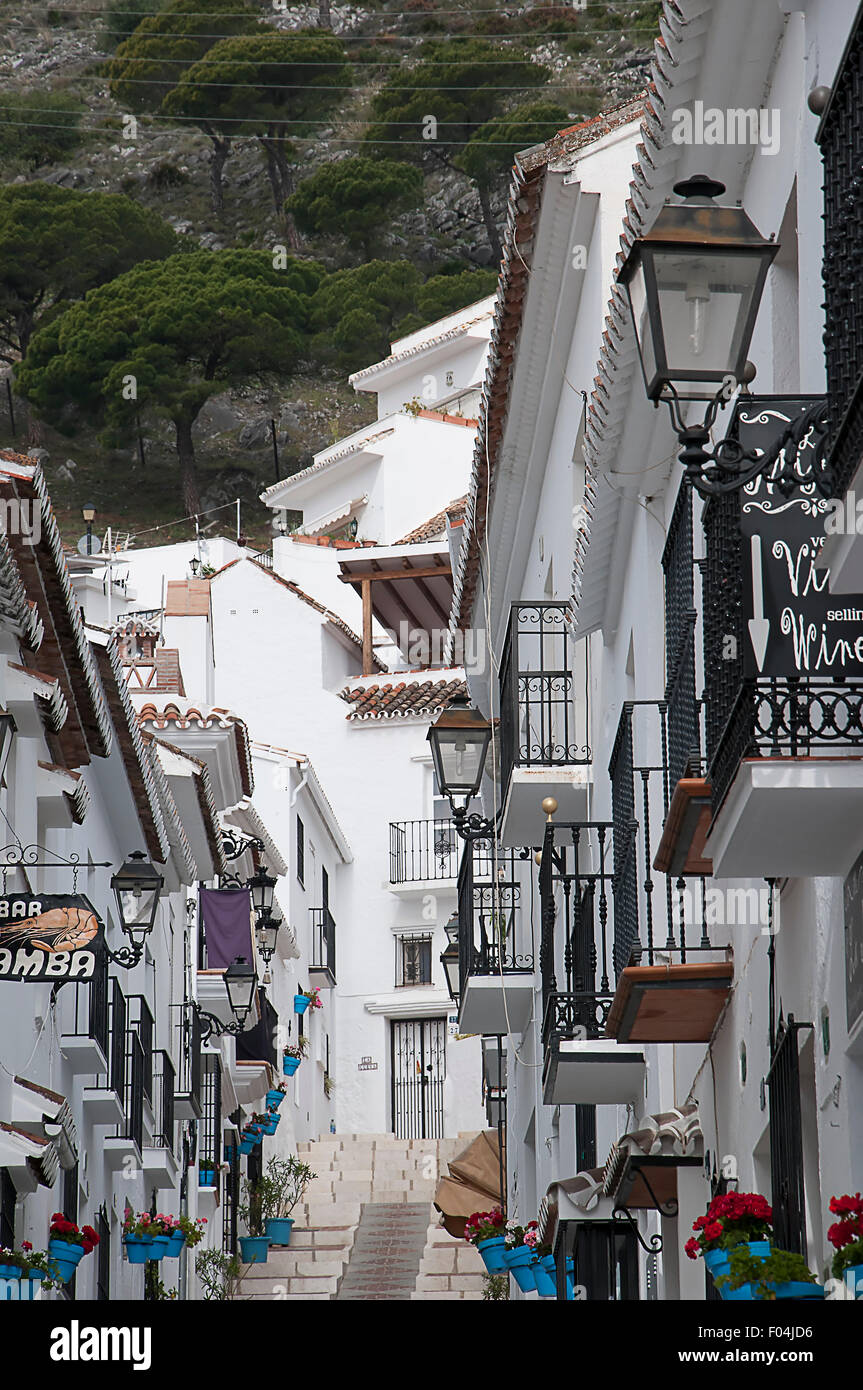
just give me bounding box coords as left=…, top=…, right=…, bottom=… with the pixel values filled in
left=164, top=1230, right=186, bottom=1258
left=239, top=1236, right=270, bottom=1265
left=475, top=1236, right=506, bottom=1272
left=48, top=1238, right=85, bottom=1283
left=265, top=1217, right=294, bottom=1246
left=533, top=1256, right=556, bottom=1298
left=123, top=1235, right=153, bottom=1266
left=266, top=1090, right=285, bottom=1109
left=503, top=1245, right=537, bottom=1293
left=565, top=1256, right=575, bottom=1300
left=148, top=1235, right=171, bottom=1263
left=294, top=994, right=310, bottom=1015
left=774, top=1282, right=824, bottom=1300
left=706, top=1241, right=771, bottom=1300
left=199, top=1165, right=216, bottom=1187
left=0, top=1264, right=21, bottom=1279
left=283, top=1055, right=301, bottom=1076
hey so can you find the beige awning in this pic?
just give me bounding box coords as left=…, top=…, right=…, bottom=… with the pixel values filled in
left=433, top=1129, right=505, bottom=1239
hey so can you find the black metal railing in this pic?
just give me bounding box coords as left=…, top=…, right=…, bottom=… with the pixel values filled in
left=175, top=1005, right=203, bottom=1118
left=663, top=481, right=703, bottom=786
left=608, top=702, right=716, bottom=971
left=113, top=1029, right=144, bottom=1155
left=768, top=1015, right=811, bottom=1257
left=151, top=1050, right=176, bottom=1152
left=499, top=601, right=590, bottom=794
left=539, top=820, right=617, bottom=1042
left=63, top=956, right=110, bottom=1060
left=457, top=839, right=532, bottom=997
left=128, top=995, right=154, bottom=1105
left=109, top=979, right=126, bottom=1098
left=389, top=818, right=459, bottom=882
left=818, top=7, right=863, bottom=499
left=199, top=1053, right=222, bottom=1195
left=310, top=906, right=336, bottom=984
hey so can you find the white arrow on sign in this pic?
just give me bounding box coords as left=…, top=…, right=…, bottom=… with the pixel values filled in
left=748, top=533, right=770, bottom=672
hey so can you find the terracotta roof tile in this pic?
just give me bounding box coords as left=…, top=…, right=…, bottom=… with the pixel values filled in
left=339, top=675, right=466, bottom=721
left=136, top=702, right=254, bottom=798
left=394, top=496, right=468, bottom=547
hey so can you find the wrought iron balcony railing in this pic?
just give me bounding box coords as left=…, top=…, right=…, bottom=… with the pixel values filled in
left=457, top=838, right=533, bottom=997
left=128, top=995, right=154, bottom=1106
left=150, top=1050, right=176, bottom=1153
left=817, top=8, right=863, bottom=500
left=310, top=906, right=336, bottom=985
left=175, top=1005, right=203, bottom=1119
left=198, top=1052, right=222, bottom=1195
left=389, top=818, right=459, bottom=883
left=499, top=601, right=590, bottom=793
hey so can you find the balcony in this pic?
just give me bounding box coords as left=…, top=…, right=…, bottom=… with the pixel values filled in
left=498, top=602, right=591, bottom=847
left=198, top=1053, right=222, bottom=1203
left=693, top=400, right=863, bottom=878
left=456, top=839, right=534, bottom=1036
left=309, top=907, right=336, bottom=988
left=538, top=820, right=646, bottom=1105
left=141, top=1050, right=179, bottom=1189
left=388, top=818, right=459, bottom=891
left=103, top=1014, right=145, bottom=1171
left=81, top=978, right=125, bottom=1126
left=174, top=1007, right=203, bottom=1121
left=59, top=959, right=109, bottom=1073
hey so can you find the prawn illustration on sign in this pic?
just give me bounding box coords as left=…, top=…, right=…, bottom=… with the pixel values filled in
left=0, top=895, right=104, bottom=981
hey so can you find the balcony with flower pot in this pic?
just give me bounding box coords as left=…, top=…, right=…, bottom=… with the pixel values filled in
left=497, top=603, right=591, bottom=848
left=455, top=839, right=534, bottom=1037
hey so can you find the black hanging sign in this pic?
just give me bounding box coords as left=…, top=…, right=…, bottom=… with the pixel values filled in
left=735, top=396, right=863, bottom=678
left=0, top=894, right=104, bottom=982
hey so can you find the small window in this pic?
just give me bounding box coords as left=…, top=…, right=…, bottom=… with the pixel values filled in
left=396, top=934, right=432, bottom=987
left=296, top=816, right=305, bottom=887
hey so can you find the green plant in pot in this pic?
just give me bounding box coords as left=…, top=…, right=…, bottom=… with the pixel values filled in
left=257, top=1154, right=317, bottom=1247
left=715, top=1244, right=822, bottom=1301
left=238, top=1177, right=270, bottom=1266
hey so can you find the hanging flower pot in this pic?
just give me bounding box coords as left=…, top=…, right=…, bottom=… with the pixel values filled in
left=475, top=1236, right=507, bottom=1272
left=199, top=1163, right=216, bottom=1188
left=294, top=994, right=310, bottom=1015
left=502, top=1245, right=537, bottom=1292
left=239, top=1235, right=270, bottom=1265
left=164, top=1229, right=186, bottom=1258
left=266, top=1089, right=285, bottom=1110
left=0, top=1263, right=21, bottom=1279
left=239, top=1137, right=255, bottom=1155
left=533, top=1254, right=557, bottom=1298
left=265, top=1217, right=294, bottom=1246
left=147, top=1235, right=171, bottom=1263
left=123, top=1235, right=154, bottom=1266
left=283, top=1054, right=301, bottom=1076
left=47, top=1239, right=86, bottom=1283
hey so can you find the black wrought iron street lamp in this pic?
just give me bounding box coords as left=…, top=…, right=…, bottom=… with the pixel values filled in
left=427, top=693, right=496, bottom=840
left=619, top=174, right=831, bottom=498
left=82, top=502, right=96, bottom=556
left=440, top=913, right=461, bottom=1003
left=106, top=849, right=165, bottom=968
left=197, top=956, right=258, bottom=1041
left=248, top=863, right=276, bottom=918
left=255, top=910, right=281, bottom=966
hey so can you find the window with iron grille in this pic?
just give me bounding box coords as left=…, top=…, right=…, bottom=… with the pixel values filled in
left=768, top=1015, right=812, bottom=1256
left=296, top=815, right=305, bottom=887
left=0, top=1168, right=14, bottom=1250
left=199, top=1053, right=222, bottom=1193
left=396, top=933, right=433, bottom=987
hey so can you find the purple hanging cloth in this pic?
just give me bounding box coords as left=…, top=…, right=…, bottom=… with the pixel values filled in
left=199, top=888, right=254, bottom=969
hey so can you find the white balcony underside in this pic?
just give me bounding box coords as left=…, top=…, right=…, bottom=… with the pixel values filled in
left=498, top=766, right=590, bottom=848
left=459, top=974, right=534, bottom=1036
left=81, top=1086, right=124, bottom=1125
left=543, top=1039, right=646, bottom=1106
left=706, top=757, right=863, bottom=878
left=141, top=1145, right=181, bottom=1188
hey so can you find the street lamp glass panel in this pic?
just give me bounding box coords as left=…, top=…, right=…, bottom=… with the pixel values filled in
left=256, top=915, right=280, bottom=961
left=427, top=697, right=492, bottom=801
left=82, top=503, right=96, bottom=523
left=224, top=957, right=257, bottom=1021
left=441, top=939, right=460, bottom=1003
left=619, top=177, right=777, bottom=403
left=111, top=851, right=164, bottom=940
left=248, top=865, right=276, bottom=916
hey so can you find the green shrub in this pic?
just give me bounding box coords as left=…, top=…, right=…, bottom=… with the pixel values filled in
left=0, top=91, right=85, bottom=169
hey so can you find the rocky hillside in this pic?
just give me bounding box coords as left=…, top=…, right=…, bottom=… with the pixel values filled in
left=0, top=1, right=660, bottom=548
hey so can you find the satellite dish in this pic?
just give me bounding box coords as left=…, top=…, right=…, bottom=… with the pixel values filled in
left=77, top=535, right=101, bottom=557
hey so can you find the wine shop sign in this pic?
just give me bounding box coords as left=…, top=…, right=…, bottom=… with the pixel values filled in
left=0, top=894, right=104, bottom=982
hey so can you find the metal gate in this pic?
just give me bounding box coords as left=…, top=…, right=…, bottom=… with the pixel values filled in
left=391, top=1018, right=446, bottom=1139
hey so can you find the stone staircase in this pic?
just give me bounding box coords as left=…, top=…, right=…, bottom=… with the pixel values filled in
left=235, top=1132, right=487, bottom=1301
